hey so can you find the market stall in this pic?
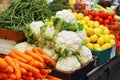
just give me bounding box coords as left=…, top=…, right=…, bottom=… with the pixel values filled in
left=0, top=0, right=120, bottom=80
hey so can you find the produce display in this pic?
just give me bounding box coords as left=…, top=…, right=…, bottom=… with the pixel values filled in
left=0, top=0, right=120, bottom=79
left=0, top=48, right=62, bottom=80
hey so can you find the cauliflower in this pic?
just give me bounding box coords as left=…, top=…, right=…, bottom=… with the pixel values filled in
left=77, top=30, right=87, bottom=41
left=14, top=42, right=36, bottom=52
left=30, top=21, right=44, bottom=38
left=43, top=48, right=54, bottom=57
left=55, top=10, right=77, bottom=22
left=79, top=46, right=93, bottom=65
left=56, top=55, right=81, bottom=72
left=55, top=30, right=82, bottom=53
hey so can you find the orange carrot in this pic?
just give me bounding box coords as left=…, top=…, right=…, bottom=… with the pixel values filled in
left=26, top=71, right=33, bottom=77
left=7, top=66, right=14, bottom=73
left=40, top=69, right=52, bottom=75
left=25, top=76, right=34, bottom=80
left=19, top=61, right=40, bottom=75
left=34, top=73, right=42, bottom=79
left=37, top=48, right=56, bottom=66
left=4, top=56, right=16, bottom=69
left=13, top=59, right=21, bottom=80
left=8, top=74, right=16, bottom=79
left=32, top=48, right=40, bottom=53
left=12, top=49, right=33, bottom=62
left=0, top=72, right=8, bottom=79
left=9, top=51, right=27, bottom=63
left=47, top=75, right=62, bottom=80
left=25, top=50, right=44, bottom=62
left=20, top=68, right=27, bottom=75
left=0, top=58, right=9, bottom=72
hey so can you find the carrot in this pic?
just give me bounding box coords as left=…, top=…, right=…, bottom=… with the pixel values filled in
left=13, top=59, right=21, bottom=80
left=26, top=71, right=33, bottom=77
left=47, top=75, right=62, bottom=80
left=12, top=49, right=33, bottom=62
left=19, top=61, right=40, bottom=75
left=7, top=66, right=14, bottom=73
left=9, top=51, right=27, bottom=63
left=32, top=48, right=40, bottom=53
left=8, top=74, right=16, bottom=79
left=0, top=72, right=8, bottom=79
left=25, top=76, right=34, bottom=80
left=0, top=58, right=9, bottom=72
left=37, top=48, right=56, bottom=66
left=4, top=56, right=16, bottom=69
left=34, top=73, right=42, bottom=79
left=40, top=69, right=52, bottom=75
left=25, top=50, right=44, bottom=62
left=20, top=68, right=27, bottom=75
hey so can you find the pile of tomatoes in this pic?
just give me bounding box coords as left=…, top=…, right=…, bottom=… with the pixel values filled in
left=84, top=10, right=117, bottom=25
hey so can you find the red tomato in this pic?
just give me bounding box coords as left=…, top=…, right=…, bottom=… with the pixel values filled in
left=94, top=16, right=99, bottom=21
left=98, top=18, right=103, bottom=24
left=111, top=25, right=119, bottom=31
left=108, top=16, right=113, bottom=21
left=110, top=13, right=115, bottom=18
left=104, top=19, right=110, bottom=25
left=89, top=15, right=93, bottom=20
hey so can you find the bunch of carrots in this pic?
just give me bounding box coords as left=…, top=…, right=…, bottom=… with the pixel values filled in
left=0, top=48, right=61, bottom=80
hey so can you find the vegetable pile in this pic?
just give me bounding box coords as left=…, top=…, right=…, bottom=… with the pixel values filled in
left=0, top=0, right=54, bottom=31
left=0, top=48, right=62, bottom=80
left=15, top=10, right=93, bottom=72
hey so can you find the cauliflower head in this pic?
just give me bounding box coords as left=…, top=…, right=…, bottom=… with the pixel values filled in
left=55, top=30, right=82, bottom=53
left=56, top=55, right=81, bottom=72
left=14, top=42, right=36, bottom=52
left=30, top=21, right=44, bottom=38
left=56, top=10, right=77, bottom=22
left=80, top=46, right=93, bottom=65
left=77, top=30, right=87, bottom=41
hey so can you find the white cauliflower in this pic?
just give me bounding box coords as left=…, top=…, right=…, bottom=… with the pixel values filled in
left=77, top=30, right=87, bottom=41
left=43, top=25, right=56, bottom=39
left=30, top=21, right=44, bottom=38
left=56, top=10, right=77, bottom=22
left=43, top=48, right=54, bottom=57
left=14, top=42, right=36, bottom=52
left=80, top=46, right=93, bottom=65
left=56, top=55, right=81, bottom=72
left=55, top=30, right=82, bottom=53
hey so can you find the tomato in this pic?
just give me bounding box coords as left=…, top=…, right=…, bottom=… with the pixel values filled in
left=94, top=16, right=99, bottom=21
left=110, top=13, right=115, bottom=18
left=109, top=30, right=113, bottom=34
left=98, top=18, right=103, bottom=24
left=108, top=16, right=112, bottom=21
left=89, top=15, right=93, bottom=20
left=111, top=26, right=119, bottom=31
left=104, top=19, right=110, bottom=25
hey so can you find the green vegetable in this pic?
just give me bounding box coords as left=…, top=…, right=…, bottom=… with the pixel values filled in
left=49, top=0, right=73, bottom=13
left=0, top=0, right=54, bottom=31
left=52, top=17, right=84, bottom=32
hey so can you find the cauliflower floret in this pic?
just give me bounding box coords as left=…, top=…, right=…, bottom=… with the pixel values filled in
left=56, top=55, right=81, bottom=72
left=55, top=30, right=82, bottom=52
left=56, top=10, right=77, bottom=22
left=77, top=30, right=87, bottom=41
left=30, top=21, right=44, bottom=38
left=43, top=48, right=54, bottom=57
left=14, top=42, right=36, bottom=52
left=44, top=25, right=56, bottom=39
left=80, top=46, right=93, bottom=65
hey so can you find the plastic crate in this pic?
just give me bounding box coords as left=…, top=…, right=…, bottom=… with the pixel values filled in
left=92, top=46, right=113, bottom=66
